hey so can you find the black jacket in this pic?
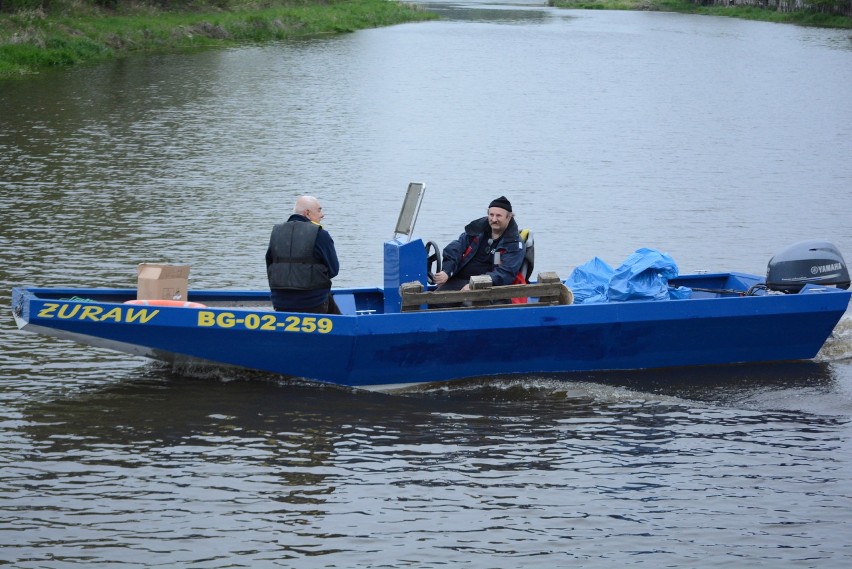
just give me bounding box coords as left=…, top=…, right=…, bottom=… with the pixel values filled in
left=441, top=217, right=524, bottom=286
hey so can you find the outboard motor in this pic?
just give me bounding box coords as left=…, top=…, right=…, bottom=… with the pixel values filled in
left=766, top=240, right=850, bottom=293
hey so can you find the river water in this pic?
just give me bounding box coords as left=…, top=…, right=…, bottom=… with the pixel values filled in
left=2, top=2, right=852, bottom=567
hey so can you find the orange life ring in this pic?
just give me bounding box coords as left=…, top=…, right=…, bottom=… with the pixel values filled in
left=124, top=299, right=207, bottom=308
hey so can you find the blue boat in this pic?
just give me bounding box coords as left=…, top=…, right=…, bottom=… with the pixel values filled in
left=10, top=185, right=852, bottom=390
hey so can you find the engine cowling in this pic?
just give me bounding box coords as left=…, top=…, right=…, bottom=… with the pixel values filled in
left=766, top=240, right=850, bottom=293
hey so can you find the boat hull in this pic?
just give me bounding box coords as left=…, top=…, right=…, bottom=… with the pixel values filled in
left=10, top=273, right=851, bottom=389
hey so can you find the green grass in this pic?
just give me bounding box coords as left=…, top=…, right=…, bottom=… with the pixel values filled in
left=5, top=0, right=847, bottom=78
left=0, top=0, right=438, bottom=78
left=549, top=0, right=852, bottom=28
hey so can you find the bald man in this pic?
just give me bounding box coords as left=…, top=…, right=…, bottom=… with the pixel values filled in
left=265, top=196, right=340, bottom=313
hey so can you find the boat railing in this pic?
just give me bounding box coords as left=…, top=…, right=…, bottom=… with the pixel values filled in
left=400, top=272, right=574, bottom=311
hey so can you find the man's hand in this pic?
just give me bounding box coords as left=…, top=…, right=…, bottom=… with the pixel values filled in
left=434, top=271, right=449, bottom=285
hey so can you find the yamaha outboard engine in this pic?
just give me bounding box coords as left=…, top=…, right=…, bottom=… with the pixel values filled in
left=766, top=240, right=850, bottom=293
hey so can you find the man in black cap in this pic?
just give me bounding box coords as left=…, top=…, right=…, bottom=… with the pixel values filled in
left=433, top=196, right=525, bottom=293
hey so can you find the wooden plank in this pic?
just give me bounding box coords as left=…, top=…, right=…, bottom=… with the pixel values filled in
left=469, top=275, right=492, bottom=307
left=400, top=273, right=574, bottom=311
left=537, top=271, right=562, bottom=304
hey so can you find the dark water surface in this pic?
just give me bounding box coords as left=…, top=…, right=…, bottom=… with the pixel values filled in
left=2, top=2, right=852, bottom=567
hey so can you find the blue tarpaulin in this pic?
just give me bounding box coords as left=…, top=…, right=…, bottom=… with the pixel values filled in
left=566, top=248, right=692, bottom=304
left=564, top=257, right=614, bottom=304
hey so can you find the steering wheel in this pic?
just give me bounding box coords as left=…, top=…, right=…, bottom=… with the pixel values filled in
left=425, top=240, right=442, bottom=285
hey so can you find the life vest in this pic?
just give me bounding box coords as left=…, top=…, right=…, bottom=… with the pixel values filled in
left=512, top=229, right=534, bottom=304
left=266, top=221, right=331, bottom=291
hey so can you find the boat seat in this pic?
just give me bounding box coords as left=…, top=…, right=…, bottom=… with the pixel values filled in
left=519, top=229, right=534, bottom=282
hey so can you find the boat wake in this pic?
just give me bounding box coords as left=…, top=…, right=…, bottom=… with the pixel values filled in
left=816, top=313, right=852, bottom=362
left=167, top=361, right=345, bottom=391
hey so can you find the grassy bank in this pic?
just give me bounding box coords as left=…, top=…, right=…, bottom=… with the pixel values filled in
left=549, top=0, right=852, bottom=28
left=0, top=0, right=437, bottom=78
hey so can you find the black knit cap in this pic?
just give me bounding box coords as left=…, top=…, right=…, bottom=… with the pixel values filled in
left=488, top=196, right=512, bottom=213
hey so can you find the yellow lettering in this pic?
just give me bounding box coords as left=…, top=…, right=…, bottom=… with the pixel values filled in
left=37, top=303, right=59, bottom=319
left=260, top=315, right=277, bottom=331
left=198, top=311, right=216, bottom=327
left=57, top=304, right=82, bottom=319
left=244, top=313, right=260, bottom=330
left=125, top=308, right=159, bottom=324
left=194, top=311, right=329, bottom=333
left=216, top=312, right=236, bottom=328
left=79, top=306, right=104, bottom=321
left=301, top=316, right=317, bottom=333
left=100, top=307, right=123, bottom=322
left=284, top=316, right=300, bottom=332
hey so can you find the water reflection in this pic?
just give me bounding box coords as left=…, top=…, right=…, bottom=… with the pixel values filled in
left=23, top=376, right=341, bottom=483
left=15, top=363, right=848, bottom=520
left=8, top=359, right=851, bottom=566
left=422, top=2, right=554, bottom=24
left=20, top=360, right=847, bottom=453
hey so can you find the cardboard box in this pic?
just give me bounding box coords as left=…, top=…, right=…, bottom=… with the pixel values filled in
left=137, top=263, right=190, bottom=301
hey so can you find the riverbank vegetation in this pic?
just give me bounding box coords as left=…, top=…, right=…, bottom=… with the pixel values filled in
left=0, top=0, right=437, bottom=78
left=3, top=0, right=849, bottom=78
left=549, top=0, right=852, bottom=28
